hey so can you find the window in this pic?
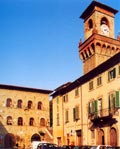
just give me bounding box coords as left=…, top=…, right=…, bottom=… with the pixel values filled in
left=38, top=101, right=42, bottom=110
left=108, top=68, right=116, bottom=81
left=56, top=97, right=59, bottom=104
left=118, top=65, right=120, bottom=75
left=57, top=113, right=60, bottom=126
left=98, top=98, right=102, bottom=116
left=89, top=81, right=94, bottom=90
left=17, top=99, right=22, bottom=108
left=29, top=118, right=34, bottom=126
left=75, top=88, right=79, bottom=97
left=109, top=92, right=115, bottom=114
left=6, top=98, right=12, bottom=107
left=63, top=94, right=68, bottom=102
left=97, top=76, right=102, bottom=86
left=101, top=17, right=109, bottom=26
left=73, top=106, right=79, bottom=121
left=65, top=110, right=69, bottom=123
left=18, top=117, right=23, bottom=126
left=28, top=100, right=32, bottom=109
left=7, top=116, right=12, bottom=125
left=88, top=100, right=98, bottom=117
left=109, top=91, right=120, bottom=112
left=115, top=91, right=120, bottom=108
left=88, top=19, right=93, bottom=29
left=40, top=118, right=45, bottom=126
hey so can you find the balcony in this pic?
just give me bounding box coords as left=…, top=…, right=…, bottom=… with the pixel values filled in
left=88, top=108, right=118, bottom=129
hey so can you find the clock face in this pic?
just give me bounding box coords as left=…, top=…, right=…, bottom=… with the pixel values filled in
left=101, top=24, right=109, bottom=36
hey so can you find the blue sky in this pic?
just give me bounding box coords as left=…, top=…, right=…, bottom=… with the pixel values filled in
left=0, top=0, right=120, bottom=90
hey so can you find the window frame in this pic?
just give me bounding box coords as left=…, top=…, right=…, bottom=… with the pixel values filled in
left=108, top=68, right=116, bottom=81
left=73, top=106, right=79, bottom=121
left=97, top=76, right=102, bottom=87
left=89, top=80, right=94, bottom=90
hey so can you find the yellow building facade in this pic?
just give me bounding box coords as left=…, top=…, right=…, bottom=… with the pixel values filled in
left=51, top=1, right=120, bottom=147
left=0, top=84, right=52, bottom=148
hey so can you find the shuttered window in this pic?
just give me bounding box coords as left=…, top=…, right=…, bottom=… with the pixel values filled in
left=63, top=94, right=68, bottom=102
left=73, top=108, right=76, bottom=121
left=109, top=93, right=115, bottom=114
left=88, top=103, right=91, bottom=115
left=118, top=65, right=120, bottom=75
left=65, top=110, right=69, bottom=123
left=115, top=91, right=120, bottom=108
left=108, top=68, right=116, bottom=81
left=73, top=106, right=79, bottom=121
left=94, top=100, right=98, bottom=117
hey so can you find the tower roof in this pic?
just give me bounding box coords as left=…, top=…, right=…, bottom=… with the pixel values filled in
left=80, top=1, right=118, bottom=20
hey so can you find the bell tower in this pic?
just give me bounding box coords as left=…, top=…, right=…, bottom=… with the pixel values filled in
left=79, top=1, right=120, bottom=74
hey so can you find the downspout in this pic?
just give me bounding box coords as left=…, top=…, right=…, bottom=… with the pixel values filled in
left=80, top=85, right=83, bottom=145
left=62, top=95, right=65, bottom=145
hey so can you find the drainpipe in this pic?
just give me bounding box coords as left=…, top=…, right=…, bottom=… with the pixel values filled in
left=62, top=95, right=65, bottom=145
left=80, top=85, right=83, bottom=145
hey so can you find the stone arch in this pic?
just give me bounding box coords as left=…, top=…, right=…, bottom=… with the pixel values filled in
left=111, top=47, right=115, bottom=56
left=31, top=133, right=41, bottom=142
left=91, top=43, right=95, bottom=54
left=110, top=127, right=117, bottom=146
left=106, top=45, right=111, bottom=56
left=100, top=17, right=109, bottom=27
left=102, top=43, right=107, bottom=55
left=96, top=42, right=101, bottom=54
left=96, top=42, right=101, bottom=47
left=102, top=44, right=106, bottom=48
left=116, top=47, right=120, bottom=52
left=88, top=19, right=93, bottom=29
left=4, top=133, right=16, bottom=148
left=97, top=129, right=105, bottom=145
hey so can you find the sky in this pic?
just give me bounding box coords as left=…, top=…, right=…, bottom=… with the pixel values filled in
left=0, top=0, right=120, bottom=90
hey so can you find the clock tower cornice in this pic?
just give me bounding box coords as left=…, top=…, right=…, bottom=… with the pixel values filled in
left=79, top=33, right=120, bottom=62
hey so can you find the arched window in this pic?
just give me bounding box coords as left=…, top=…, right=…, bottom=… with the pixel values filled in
left=37, top=101, right=42, bottom=110
left=17, top=99, right=22, bottom=108
left=88, top=19, right=93, bottom=29
left=28, top=100, right=32, bottom=109
left=40, top=118, right=45, bottom=126
left=18, top=117, right=23, bottom=126
left=6, top=98, right=12, bottom=107
left=29, top=117, right=34, bottom=126
left=7, top=116, right=12, bottom=125
left=101, top=17, right=109, bottom=26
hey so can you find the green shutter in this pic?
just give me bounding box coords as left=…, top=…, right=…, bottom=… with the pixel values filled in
left=76, top=106, right=79, bottom=119
left=94, top=100, right=98, bottom=117
left=115, top=91, right=120, bottom=108
left=88, top=102, right=91, bottom=114
left=113, top=68, right=116, bottom=78
left=73, top=108, right=75, bottom=121
left=108, top=95, right=110, bottom=109
left=108, top=72, right=110, bottom=81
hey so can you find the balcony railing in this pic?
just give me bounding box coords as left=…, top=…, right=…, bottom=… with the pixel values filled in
left=88, top=107, right=118, bottom=119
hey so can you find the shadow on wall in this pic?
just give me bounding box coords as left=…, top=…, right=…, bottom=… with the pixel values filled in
left=0, top=121, right=17, bottom=148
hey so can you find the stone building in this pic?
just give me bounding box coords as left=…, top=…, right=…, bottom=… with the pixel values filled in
left=51, top=1, right=120, bottom=146
left=0, top=84, right=52, bottom=148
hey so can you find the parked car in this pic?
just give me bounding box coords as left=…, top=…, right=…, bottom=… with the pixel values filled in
left=37, top=142, right=59, bottom=149
left=62, top=145, right=75, bottom=149
left=73, top=145, right=91, bottom=149
left=81, top=145, right=92, bottom=149
left=73, top=146, right=81, bottom=149
left=90, top=145, right=113, bottom=149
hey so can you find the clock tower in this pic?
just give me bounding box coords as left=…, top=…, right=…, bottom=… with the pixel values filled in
left=79, top=1, right=120, bottom=74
